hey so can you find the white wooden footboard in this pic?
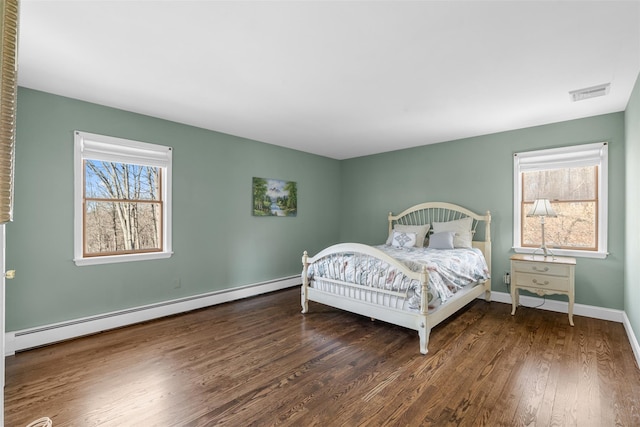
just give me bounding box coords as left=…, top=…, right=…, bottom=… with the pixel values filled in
left=301, top=243, right=433, bottom=353
left=301, top=244, right=490, bottom=355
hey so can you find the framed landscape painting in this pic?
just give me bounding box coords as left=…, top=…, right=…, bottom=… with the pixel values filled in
left=252, top=177, right=297, bottom=217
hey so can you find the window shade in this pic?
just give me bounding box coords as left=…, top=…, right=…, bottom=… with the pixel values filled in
left=515, top=142, right=607, bottom=172
left=0, top=0, right=18, bottom=224
left=76, top=131, right=172, bottom=168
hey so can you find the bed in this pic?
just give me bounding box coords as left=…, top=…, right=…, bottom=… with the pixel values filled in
left=301, top=202, right=491, bottom=354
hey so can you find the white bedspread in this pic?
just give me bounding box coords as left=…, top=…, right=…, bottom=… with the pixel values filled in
left=307, top=245, right=489, bottom=311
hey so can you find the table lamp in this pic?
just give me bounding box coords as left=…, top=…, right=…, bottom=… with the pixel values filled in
left=527, top=199, right=557, bottom=257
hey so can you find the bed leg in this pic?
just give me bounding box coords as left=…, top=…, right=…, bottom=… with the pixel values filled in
left=301, top=284, right=308, bottom=314
left=301, top=251, right=309, bottom=314
left=484, top=280, right=491, bottom=302
left=418, top=323, right=430, bottom=355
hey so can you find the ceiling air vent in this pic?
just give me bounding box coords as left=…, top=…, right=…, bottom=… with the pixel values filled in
left=569, top=83, right=610, bottom=102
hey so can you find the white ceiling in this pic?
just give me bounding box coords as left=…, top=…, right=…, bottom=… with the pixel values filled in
left=17, top=1, right=640, bottom=160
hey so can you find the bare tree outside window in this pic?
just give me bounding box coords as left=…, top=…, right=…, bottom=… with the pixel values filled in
left=521, top=166, right=598, bottom=251
left=84, top=160, right=163, bottom=256
left=513, top=142, right=607, bottom=258
left=74, top=131, right=172, bottom=266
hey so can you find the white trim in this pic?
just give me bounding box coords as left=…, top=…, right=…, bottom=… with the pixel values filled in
left=513, top=142, right=608, bottom=258
left=73, top=131, right=173, bottom=266
left=73, top=251, right=174, bottom=266
left=487, top=292, right=638, bottom=367
left=0, top=224, right=5, bottom=426
left=487, top=292, right=640, bottom=367
left=5, top=276, right=300, bottom=355
left=623, top=312, right=640, bottom=370
left=488, top=290, right=624, bottom=322
left=5, top=284, right=637, bottom=369
left=512, top=246, right=608, bottom=260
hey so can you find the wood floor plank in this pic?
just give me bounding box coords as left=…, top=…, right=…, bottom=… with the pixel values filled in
left=5, top=287, right=640, bottom=426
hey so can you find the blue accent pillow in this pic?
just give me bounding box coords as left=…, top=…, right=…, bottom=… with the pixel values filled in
left=428, top=231, right=456, bottom=249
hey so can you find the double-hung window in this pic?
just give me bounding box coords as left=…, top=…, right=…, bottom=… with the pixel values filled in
left=513, top=142, right=608, bottom=259
left=74, top=131, right=173, bottom=266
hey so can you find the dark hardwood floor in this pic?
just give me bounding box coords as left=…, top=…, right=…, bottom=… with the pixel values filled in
left=5, top=287, right=640, bottom=426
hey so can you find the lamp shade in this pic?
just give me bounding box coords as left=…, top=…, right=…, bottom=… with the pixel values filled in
left=527, top=199, right=557, bottom=217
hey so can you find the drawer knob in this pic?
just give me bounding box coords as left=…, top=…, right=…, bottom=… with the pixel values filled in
left=532, top=279, right=549, bottom=285
left=532, top=266, right=549, bottom=272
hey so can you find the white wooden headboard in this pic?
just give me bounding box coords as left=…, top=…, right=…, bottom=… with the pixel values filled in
left=388, top=201, right=492, bottom=276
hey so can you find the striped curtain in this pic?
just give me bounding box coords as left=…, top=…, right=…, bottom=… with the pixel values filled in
left=0, top=0, right=18, bottom=223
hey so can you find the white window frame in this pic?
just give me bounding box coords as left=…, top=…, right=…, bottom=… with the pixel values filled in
left=513, top=142, right=608, bottom=259
left=74, top=131, right=173, bottom=266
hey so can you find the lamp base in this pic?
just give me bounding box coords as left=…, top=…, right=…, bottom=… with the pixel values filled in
left=533, top=219, right=555, bottom=259
left=532, top=245, right=555, bottom=259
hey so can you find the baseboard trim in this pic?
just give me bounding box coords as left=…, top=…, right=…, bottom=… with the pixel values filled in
left=488, top=290, right=640, bottom=368
left=622, top=312, right=640, bottom=370
left=488, top=290, right=624, bottom=322
left=6, top=283, right=637, bottom=363
left=5, top=276, right=301, bottom=356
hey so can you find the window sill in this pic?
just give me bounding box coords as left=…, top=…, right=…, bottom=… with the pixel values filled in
left=513, top=247, right=607, bottom=259
left=74, top=251, right=173, bottom=266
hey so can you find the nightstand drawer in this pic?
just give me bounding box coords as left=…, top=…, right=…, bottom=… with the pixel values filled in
left=513, top=272, right=570, bottom=292
left=512, top=260, right=570, bottom=277
left=510, top=254, right=575, bottom=326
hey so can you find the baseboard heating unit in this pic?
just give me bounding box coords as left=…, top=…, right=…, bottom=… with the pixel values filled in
left=5, top=276, right=300, bottom=355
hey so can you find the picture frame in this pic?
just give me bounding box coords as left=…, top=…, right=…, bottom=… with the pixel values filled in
left=252, top=177, right=297, bottom=217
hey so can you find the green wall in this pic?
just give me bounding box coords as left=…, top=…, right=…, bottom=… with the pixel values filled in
left=6, top=88, right=342, bottom=331
left=6, top=86, right=634, bottom=334
left=339, top=113, right=626, bottom=310
left=625, top=72, right=640, bottom=346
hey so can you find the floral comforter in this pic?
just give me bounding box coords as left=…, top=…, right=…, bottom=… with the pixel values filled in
left=307, top=245, right=489, bottom=312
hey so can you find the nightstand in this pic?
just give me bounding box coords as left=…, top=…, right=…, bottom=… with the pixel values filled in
left=510, top=254, right=576, bottom=326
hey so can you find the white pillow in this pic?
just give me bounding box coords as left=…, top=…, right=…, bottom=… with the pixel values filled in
left=431, top=217, right=473, bottom=248
left=391, top=231, right=417, bottom=248
left=386, top=224, right=430, bottom=247
left=428, top=231, right=455, bottom=249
